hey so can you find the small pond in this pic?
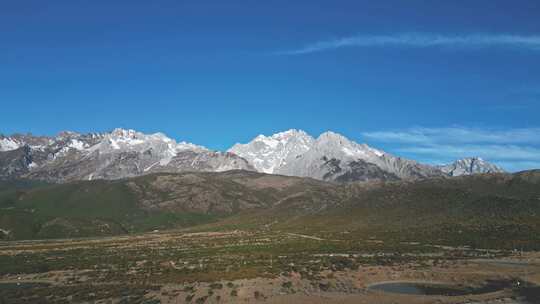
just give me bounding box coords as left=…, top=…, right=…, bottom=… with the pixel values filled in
left=368, top=279, right=514, bottom=296
left=484, top=260, right=532, bottom=267
left=0, top=282, right=50, bottom=290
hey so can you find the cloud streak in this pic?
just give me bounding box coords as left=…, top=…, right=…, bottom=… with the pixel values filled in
left=361, top=127, right=540, bottom=172
left=362, top=127, right=540, bottom=145
left=278, top=33, right=540, bottom=55
left=398, top=144, right=540, bottom=162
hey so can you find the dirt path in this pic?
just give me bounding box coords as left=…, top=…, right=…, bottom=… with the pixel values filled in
left=286, top=233, right=325, bottom=241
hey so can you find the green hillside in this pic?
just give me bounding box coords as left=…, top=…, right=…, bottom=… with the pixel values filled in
left=0, top=176, right=220, bottom=240
left=1, top=170, right=539, bottom=249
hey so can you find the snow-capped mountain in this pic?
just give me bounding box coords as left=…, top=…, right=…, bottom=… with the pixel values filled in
left=438, top=157, right=505, bottom=176
left=229, top=130, right=444, bottom=182
left=0, top=133, right=52, bottom=152
left=0, top=128, right=506, bottom=183
left=229, top=129, right=314, bottom=174
left=0, top=129, right=253, bottom=182
left=0, top=137, right=21, bottom=152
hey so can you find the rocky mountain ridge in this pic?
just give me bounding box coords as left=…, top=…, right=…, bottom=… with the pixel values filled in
left=438, top=157, right=505, bottom=176
left=0, top=128, right=505, bottom=182
left=0, top=129, right=253, bottom=182
left=230, top=130, right=475, bottom=182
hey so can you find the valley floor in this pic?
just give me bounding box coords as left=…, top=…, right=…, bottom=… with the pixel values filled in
left=0, top=230, right=539, bottom=303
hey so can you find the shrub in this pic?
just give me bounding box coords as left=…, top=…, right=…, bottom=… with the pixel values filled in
left=209, top=283, right=223, bottom=289
left=282, top=281, right=293, bottom=289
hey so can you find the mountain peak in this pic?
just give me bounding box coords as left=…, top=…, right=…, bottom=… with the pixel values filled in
left=438, top=157, right=505, bottom=176
left=313, top=131, right=385, bottom=160
left=229, top=129, right=314, bottom=174
left=317, top=131, right=349, bottom=142
left=255, top=129, right=311, bottom=141
left=57, top=130, right=81, bottom=138
left=110, top=128, right=142, bottom=139
left=0, top=137, right=21, bottom=152
left=230, top=129, right=425, bottom=181
left=275, top=128, right=307, bottom=136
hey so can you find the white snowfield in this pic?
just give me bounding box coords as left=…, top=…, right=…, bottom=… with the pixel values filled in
left=0, top=137, right=21, bottom=151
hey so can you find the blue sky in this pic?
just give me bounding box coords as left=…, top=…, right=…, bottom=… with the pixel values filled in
left=1, top=0, right=539, bottom=171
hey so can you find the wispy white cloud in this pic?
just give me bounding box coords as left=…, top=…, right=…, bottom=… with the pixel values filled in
left=363, top=127, right=540, bottom=145
left=495, top=161, right=540, bottom=173
left=277, top=33, right=540, bottom=55
left=361, top=127, right=540, bottom=172
left=398, top=144, right=540, bottom=162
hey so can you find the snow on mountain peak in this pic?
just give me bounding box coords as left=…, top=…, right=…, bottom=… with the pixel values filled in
left=229, top=129, right=446, bottom=181
left=0, top=128, right=258, bottom=182
left=312, top=131, right=383, bottom=161
left=229, top=129, right=314, bottom=173
left=108, top=128, right=146, bottom=144
left=317, top=130, right=347, bottom=142
left=110, top=128, right=138, bottom=138
left=0, top=137, right=21, bottom=152
left=82, top=129, right=206, bottom=166
left=68, top=139, right=88, bottom=151
left=229, top=130, right=389, bottom=175
left=274, top=129, right=310, bottom=138
left=438, top=157, right=505, bottom=176
left=252, top=129, right=310, bottom=148
left=0, top=128, right=513, bottom=183
left=57, top=130, right=82, bottom=138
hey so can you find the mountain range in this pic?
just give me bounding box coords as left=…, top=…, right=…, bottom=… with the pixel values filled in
left=0, top=128, right=505, bottom=183
left=0, top=129, right=252, bottom=182
left=0, top=128, right=536, bottom=245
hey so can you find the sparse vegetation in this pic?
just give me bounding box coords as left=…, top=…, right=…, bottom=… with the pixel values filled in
left=254, top=290, right=264, bottom=300
left=0, top=170, right=539, bottom=251
left=209, top=282, right=223, bottom=289
left=0, top=171, right=539, bottom=302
